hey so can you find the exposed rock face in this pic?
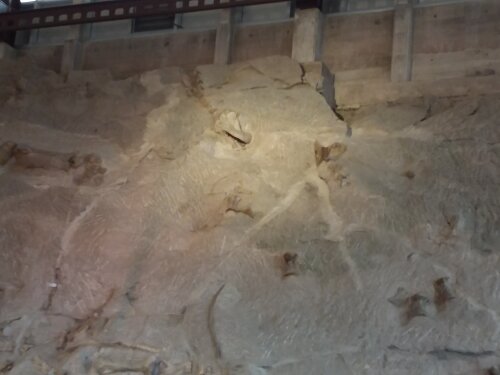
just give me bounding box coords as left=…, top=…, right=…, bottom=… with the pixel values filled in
left=0, top=55, right=499, bottom=374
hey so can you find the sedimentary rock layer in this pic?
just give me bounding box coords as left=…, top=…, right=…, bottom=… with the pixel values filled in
left=0, top=56, right=498, bottom=375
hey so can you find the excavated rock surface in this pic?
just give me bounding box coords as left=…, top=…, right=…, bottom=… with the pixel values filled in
left=0, top=55, right=499, bottom=375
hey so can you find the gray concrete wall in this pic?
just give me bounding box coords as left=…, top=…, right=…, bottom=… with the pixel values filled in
left=83, top=30, right=216, bottom=78
left=412, top=0, right=500, bottom=80
left=322, top=10, right=394, bottom=82
left=31, top=26, right=75, bottom=45
left=17, top=45, right=64, bottom=72
left=12, top=0, right=500, bottom=84
left=180, top=10, right=220, bottom=30
left=231, top=21, right=293, bottom=62
left=239, top=3, right=290, bottom=23
left=322, top=0, right=500, bottom=83
left=91, top=20, right=132, bottom=40
left=18, top=16, right=294, bottom=77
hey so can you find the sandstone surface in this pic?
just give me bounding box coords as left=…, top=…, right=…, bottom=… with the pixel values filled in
left=0, top=55, right=498, bottom=375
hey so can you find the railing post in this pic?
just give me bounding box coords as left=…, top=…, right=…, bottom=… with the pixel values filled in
left=390, top=0, right=414, bottom=82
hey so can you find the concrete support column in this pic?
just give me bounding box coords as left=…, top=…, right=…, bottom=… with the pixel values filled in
left=61, top=39, right=83, bottom=76
left=464, top=2, right=480, bottom=50
left=72, top=0, right=92, bottom=42
left=464, top=1, right=486, bottom=77
left=0, top=42, right=16, bottom=60
left=292, top=8, right=323, bottom=63
left=214, top=9, right=234, bottom=65
left=60, top=0, right=88, bottom=75
left=390, top=0, right=414, bottom=82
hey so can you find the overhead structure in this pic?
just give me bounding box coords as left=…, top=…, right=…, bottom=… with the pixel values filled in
left=0, top=0, right=320, bottom=33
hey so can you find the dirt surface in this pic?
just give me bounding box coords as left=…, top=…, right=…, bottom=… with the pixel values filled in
left=0, top=56, right=499, bottom=375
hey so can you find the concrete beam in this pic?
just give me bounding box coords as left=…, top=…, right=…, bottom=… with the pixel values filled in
left=72, top=0, right=92, bottom=42
left=390, top=0, right=414, bottom=82
left=60, top=0, right=88, bottom=75
left=214, top=9, right=233, bottom=65
left=292, top=8, right=323, bottom=63
left=61, top=39, right=83, bottom=75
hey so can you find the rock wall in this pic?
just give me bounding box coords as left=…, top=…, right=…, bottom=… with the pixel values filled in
left=0, top=56, right=499, bottom=374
